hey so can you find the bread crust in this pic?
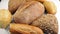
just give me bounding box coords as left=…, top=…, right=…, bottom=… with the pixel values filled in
left=13, top=1, right=44, bottom=24
left=10, top=24, right=44, bottom=34
left=31, top=14, right=58, bottom=34
left=36, top=0, right=47, bottom=2
left=8, top=0, right=26, bottom=14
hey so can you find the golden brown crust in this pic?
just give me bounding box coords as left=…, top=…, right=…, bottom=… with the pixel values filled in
left=0, top=9, right=12, bottom=28
left=10, top=24, right=44, bottom=34
left=26, top=0, right=36, bottom=2
left=8, top=0, right=46, bottom=14
left=8, top=0, right=26, bottom=14
left=26, top=0, right=47, bottom=2
left=36, top=0, right=47, bottom=2
left=13, top=1, right=44, bottom=24
left=43, top=1, right=57, bottom=15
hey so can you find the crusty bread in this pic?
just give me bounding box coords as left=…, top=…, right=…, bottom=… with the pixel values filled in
left=31, top=14, right=58, bottom=34
left=13, top=1, right=44, bottom=24
left=26, top=0, right=47, bottom=2
left=10, top=24, right=44, bottom=34
left=43, top=1, right=57, bottom=15
left=35, top=0, right=47, bottom=2
left=26, top=0, right=36, bottom=2
left=0, top=9, right=12, bottom=28
left=8, top=0, right=26, bottom=14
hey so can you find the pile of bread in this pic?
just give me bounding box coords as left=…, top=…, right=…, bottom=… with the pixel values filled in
left=0, top=0, right=58, bottom=34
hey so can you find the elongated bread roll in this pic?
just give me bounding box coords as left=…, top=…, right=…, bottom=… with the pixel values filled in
left=8, top=0, right=26, bottom=14
left=10, top=24, right=44, bottom=34
left=35, top=0, right=47, bottom=2
left=13, top=1, right=44, bottom=24
left=43, top=1, right=57, bottom=15
left=0, top=9, right=12, bottom=28
left=26, top=0, right=47, bottom=2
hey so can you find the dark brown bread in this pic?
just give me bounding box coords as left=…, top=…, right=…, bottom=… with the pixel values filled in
left=31, top=14, right=58, bottom=34
left=13, top=1, right=44, bottom=24
left=10, top=24, right=44, bottom=34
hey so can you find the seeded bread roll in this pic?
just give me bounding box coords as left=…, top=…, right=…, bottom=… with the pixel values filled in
left=10, top=24, right=44, bottom=34
left=8, top=0, right=26, bottom=14
left=13, top=1, right=44, bottom=24
left=31, top=14, right=58, bottom=34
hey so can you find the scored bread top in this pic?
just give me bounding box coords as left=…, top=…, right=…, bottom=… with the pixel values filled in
left=13, top=1, right=45, bottom=24
left=10, top=24, right=44, bottom=34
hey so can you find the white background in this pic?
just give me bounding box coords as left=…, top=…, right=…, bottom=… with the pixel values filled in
left=0, top=0, right=60, bottom=34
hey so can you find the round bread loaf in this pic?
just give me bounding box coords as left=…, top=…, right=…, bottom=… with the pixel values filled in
left=13, top=1, right=44, bottom=24
left=10, top=24, right=44, bottom=34
left=31, top=14, right=58, bottom=34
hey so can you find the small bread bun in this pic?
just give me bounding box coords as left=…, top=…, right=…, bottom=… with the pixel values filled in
left=10, top=24, right=44, bottom=34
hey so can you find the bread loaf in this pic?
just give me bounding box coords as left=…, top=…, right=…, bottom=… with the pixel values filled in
left=8, top=0, right=26, bottom=14
left=13, top=1, right=44, bottom=24
left=43, top=1, right=57, bottom=15
left=31, top=14, right=58, bottom=34
left=0, top=9, right=12, bottom=28
left=10, top=24, right=44, bottom=34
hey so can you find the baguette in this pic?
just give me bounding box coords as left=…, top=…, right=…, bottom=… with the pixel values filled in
left=10, top=24, right=44, bottom=34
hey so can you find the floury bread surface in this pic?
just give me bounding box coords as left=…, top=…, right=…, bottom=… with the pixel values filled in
left=13, top=1, right=44, bottom=24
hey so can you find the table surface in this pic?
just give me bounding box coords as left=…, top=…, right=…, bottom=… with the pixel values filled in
left=0, top=0, right=60, bottom=34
